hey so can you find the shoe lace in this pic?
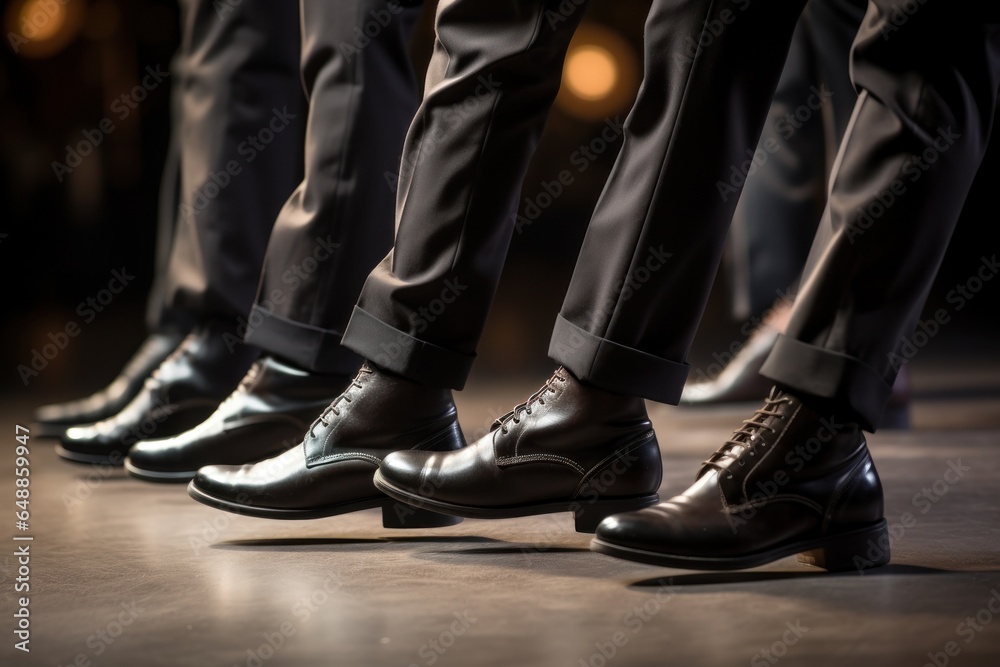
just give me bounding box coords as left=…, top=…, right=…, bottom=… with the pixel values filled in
left=307, top=365, right=373, bottom=437
left=216, top=361, right=262, bottom=411
left=701, top=387, right=792, bottom=479
left=149, top=335, right=195, bottom=382
left=493, top=368, right=567, bottom=435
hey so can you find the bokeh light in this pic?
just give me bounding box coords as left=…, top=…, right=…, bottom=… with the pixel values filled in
left=557, top=23, right=640, bottom=121
left=5, top=0, right=84, bottom=59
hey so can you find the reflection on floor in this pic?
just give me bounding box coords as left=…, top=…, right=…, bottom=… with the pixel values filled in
left=2, top=376, right=999, bottom=666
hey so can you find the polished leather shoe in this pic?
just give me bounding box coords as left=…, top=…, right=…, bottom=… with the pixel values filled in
left=125, top=357, right=345, bottom=482
left=187, top=365, right=464, bottom=528
left=34, top=331, right=186, bottom=437
left=56, top=321, right=258, bottom=466
left=681, top=325, right=911, bottom=428
left=592, top=387, right=889, bottom=571
left=374, top=368, right=662, bottom=533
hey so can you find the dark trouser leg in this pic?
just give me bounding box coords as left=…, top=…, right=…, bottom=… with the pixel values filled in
left=761, top=1, right=1000, bottom=431
left=340, top=0, right=589, bottom=389
left=550, top=0, right=807, bottom=404
left=145, top=53, right=194, bottom=335
left=728, top=0, right=865, bottom=320
left=162, top=0, right=305, bottom=323
left=243, top=0, right=421, bottom=374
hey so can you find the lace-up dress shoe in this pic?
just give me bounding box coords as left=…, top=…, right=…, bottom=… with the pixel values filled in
left=56, top=322, right=258, bottom=465
left=34, top=332, right=186, bottom=437
left=187, top=365, right=464, bottom=528
left=593, top=388, right=889, bottom=571
left=374, top=368, right=662, bottom=533
left=125, top=357, right=345, bottom=482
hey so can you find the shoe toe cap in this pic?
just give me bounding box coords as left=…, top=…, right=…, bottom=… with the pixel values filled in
left=378, top=450, right=436, bottom=489
left=595, top=504, right=681, bottom=551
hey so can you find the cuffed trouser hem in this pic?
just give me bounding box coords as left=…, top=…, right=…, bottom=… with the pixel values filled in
left=547, top=315, right=690, bottom=404
left=760, top=334, right=892, bottom=432
left=243, top=307, right=362, bottom=376
left=340, top=306, right=475, bottom=389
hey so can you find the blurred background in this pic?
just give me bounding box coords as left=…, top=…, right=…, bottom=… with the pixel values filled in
left=2, top=0, right=998, bottom=420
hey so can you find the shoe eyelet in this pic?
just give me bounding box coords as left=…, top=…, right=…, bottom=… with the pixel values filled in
left=738, top=460, right=745, bottom=467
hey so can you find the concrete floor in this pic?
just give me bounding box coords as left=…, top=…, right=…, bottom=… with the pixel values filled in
left=2, top=375, right=1000, bottom=667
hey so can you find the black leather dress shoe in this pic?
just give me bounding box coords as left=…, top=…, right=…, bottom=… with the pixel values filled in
left=187, top=365, right=464, bottom=528
left=374, top=368, right=662, bottom=533
left=592, top=387, right=889, bottom=571
left=125, top=357, right=345, bottom=483
left=56, top=321, right=258, bottom=466
left=33, top=331, right=186, bottom=437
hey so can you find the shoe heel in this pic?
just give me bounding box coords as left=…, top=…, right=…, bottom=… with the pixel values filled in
left=797, top=520, right=890, bottom=572
left=381, top=501, right=463, bottom=529
left=573, top=495, right=659, bottom=534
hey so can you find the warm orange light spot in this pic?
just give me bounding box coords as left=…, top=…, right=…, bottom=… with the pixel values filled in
left=19, top=0, right=67, bottom=42
left=6, top=0, right=84, bottom=58
left=564, top=45, right=619, bottom=102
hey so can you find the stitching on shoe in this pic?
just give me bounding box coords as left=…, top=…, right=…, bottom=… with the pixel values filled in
left=496, top=453, right=585, bottom=474
left=307, top=451, right=382, bottom=467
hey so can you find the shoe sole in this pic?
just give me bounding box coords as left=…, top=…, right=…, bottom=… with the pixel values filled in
left=55, top=444, right=124, bottom=466
left=124, top=459, right=197, bottom=483
left=186, top=482, right=462, bottom=529
left=590, top=519, right=890, bottom=572
left=373, top=471, right=659, bottom=533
